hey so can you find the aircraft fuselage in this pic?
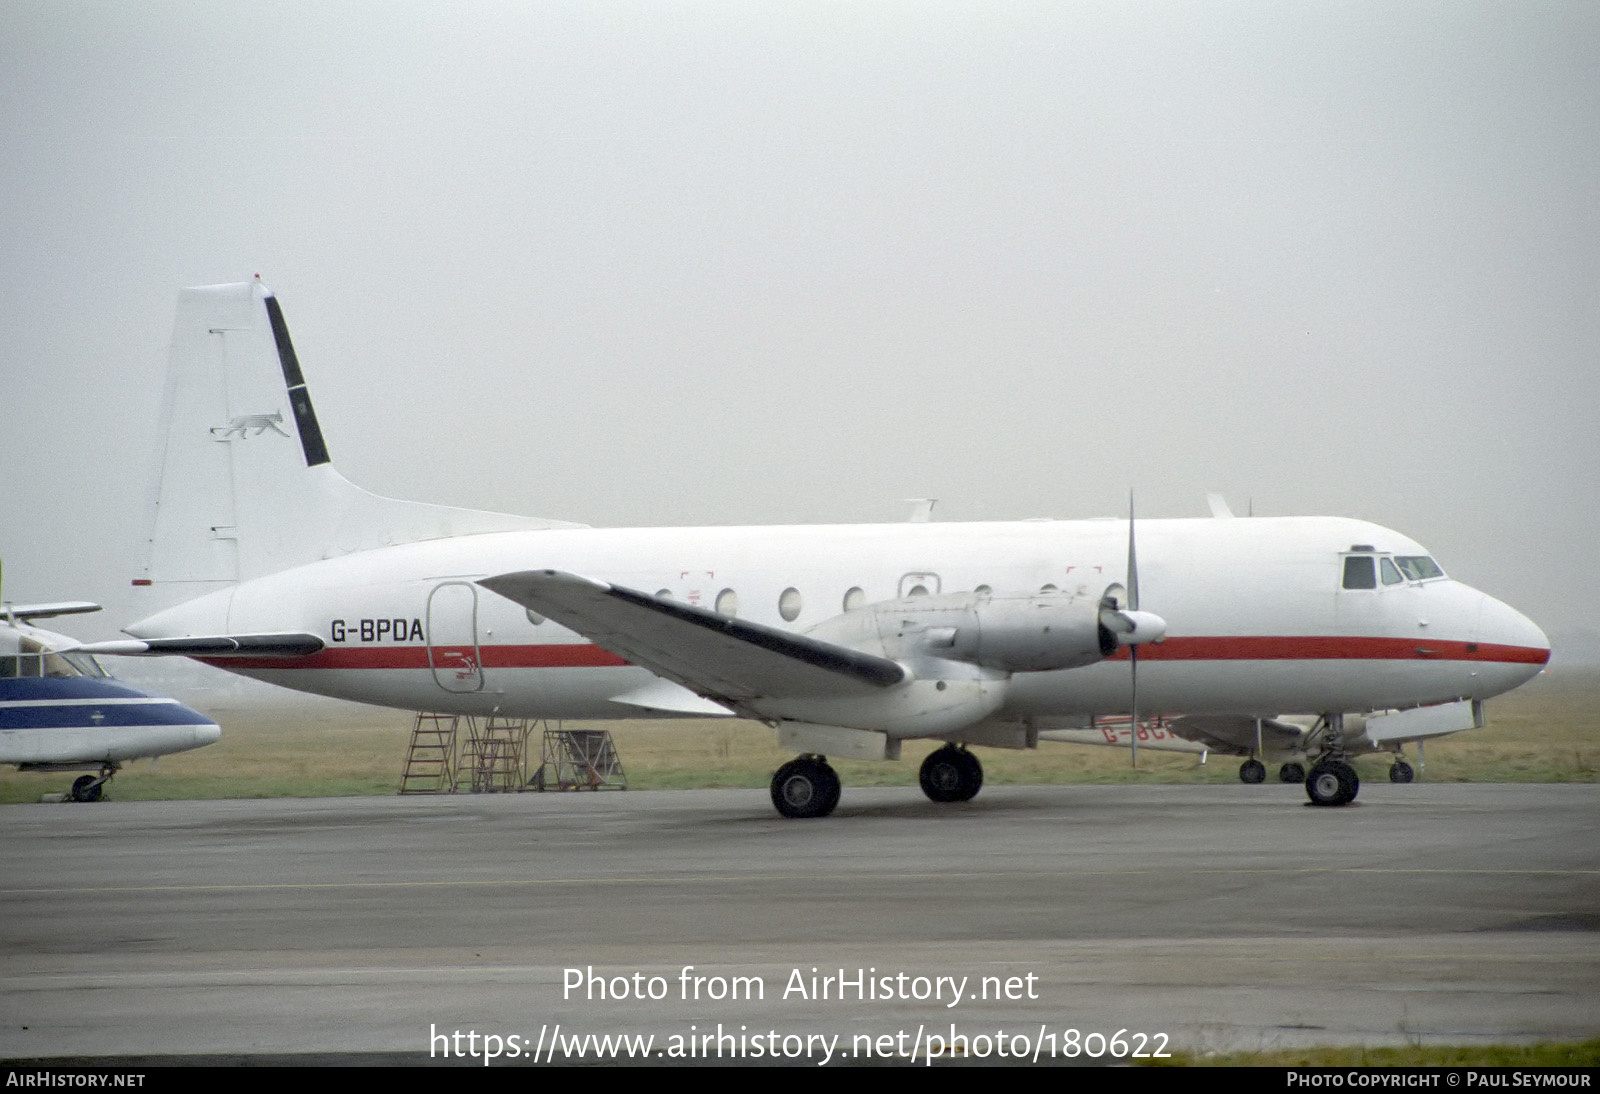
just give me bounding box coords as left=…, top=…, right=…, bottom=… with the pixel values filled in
left=128, top=514, right=1549, bottom=729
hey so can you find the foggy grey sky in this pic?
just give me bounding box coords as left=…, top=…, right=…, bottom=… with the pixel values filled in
left=2, top=2, right=1597, bottom=659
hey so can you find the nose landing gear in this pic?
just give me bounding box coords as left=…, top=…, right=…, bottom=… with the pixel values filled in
left=67, top=764, right=117, bottom=802
left=1306, top=760, right=1360, bottom=807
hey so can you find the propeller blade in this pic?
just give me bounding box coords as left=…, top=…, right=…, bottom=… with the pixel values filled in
left=1130, top=645, right=1139, bottom=768
left=1128, top=491, right=1138, bottom=767
left=1126, top=492, right=1140, bottom=613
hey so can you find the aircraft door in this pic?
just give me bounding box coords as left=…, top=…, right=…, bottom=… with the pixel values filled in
left=427, top=582, right=484, bottom=693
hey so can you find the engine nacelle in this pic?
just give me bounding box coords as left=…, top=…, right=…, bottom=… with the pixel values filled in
left=807, top=588, right=1118, bottom=675
left=950, top=592, right=1116, bottom=672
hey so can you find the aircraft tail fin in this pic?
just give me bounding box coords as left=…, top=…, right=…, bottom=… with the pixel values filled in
left=138, top=281, right=580, bottom=600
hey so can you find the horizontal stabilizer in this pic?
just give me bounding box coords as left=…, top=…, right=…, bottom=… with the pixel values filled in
left=3, top=601, right=102, bottom=622
left=478, top=570, right=906, bottom=707
left=76, top=633, right=326, bottom=658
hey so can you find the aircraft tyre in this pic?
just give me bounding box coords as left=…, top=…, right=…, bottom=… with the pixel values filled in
left=1305, top=761, right=1359, bottom=807
left=1278, top=762, right=1306, bottom=784
left=69, top=775, right=103, bottom=803
left=770, top=756, right=840, bottom=819
left=1239, top=759, right=1266, bottom=784
left=919, top=745, right=982, bottom=804
left=1389, top=761, right=1415, bottom=783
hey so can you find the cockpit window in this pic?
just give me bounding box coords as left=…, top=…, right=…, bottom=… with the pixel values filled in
left=1342, top=556, right=1377, bottom=590
left=0, top=636, right=104, bottom=679
left=1394, top=556, right=1445, bottom=581
left=1380, top=557, right=1403, bottom=585
left=60, top=651, right=108, bottom=678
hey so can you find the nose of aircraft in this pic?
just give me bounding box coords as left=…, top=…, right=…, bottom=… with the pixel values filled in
left=1473, top=590, right=1551, bottom=692
left=175, top=704, right=222, bottom=747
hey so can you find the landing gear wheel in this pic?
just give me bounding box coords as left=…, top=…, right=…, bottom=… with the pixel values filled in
left=919, top=745, right=983, bottom=803
left=1278, top=762, right=1306, bottom=784
left=69, top=775, right=103, bottom=803
left=770, top=756, right=840, bottom=819
left=1305, top=761, right=1359, bottom=807
left=1389, top=761, right=1415, bottom=783
left=1239, top=759, right=1267, bottom=784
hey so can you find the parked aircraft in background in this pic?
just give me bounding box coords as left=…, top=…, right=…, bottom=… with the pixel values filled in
left=0, top=592, right=220, bottom=801
left=1041, top=703, right=1483, bottom=784
left=105, top=281, right=1549, bottom=817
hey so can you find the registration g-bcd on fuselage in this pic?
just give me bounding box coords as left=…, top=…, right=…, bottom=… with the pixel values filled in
left=118, top=282, right=1550, bottom=817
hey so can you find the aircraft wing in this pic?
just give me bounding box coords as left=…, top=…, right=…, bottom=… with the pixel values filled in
left=4, top=601, right=102, bottom=621
left=478, top=570, right=906, bottom=708
left=77, top=633, right=326, bottom=657
left=1166, top=714, right=1306, bottom=754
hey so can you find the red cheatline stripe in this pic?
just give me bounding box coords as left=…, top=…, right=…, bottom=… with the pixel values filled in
left=196, top=644, right=630, bottom=671
left=196, top=636, right=1548, bottom=671
left=1107, top=636, right=1549, bottom=664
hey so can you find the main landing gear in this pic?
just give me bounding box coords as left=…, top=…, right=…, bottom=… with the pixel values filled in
left=1389, top=760, right=1415, bottom=783
left=770, top=755, right=841, bottom=819
left=919, top=745, right=983, bottom=804
left=1240, top=759, right=1306, bottom=783
left=768, top=745, right=987, bottom=818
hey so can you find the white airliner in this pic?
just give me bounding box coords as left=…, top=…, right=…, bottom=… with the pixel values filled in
left=103, top=281, right=1549, bottom=817
left=1, top=596, right=220, bottom=801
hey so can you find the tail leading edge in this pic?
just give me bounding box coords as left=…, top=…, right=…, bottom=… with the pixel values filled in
left=139, top=280, right=581, bottom=601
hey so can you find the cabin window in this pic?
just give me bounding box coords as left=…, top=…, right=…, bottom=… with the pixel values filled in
left=779, top=587, right=802, bottom=622
left=842, top=587, right=865, bottom=612
left=974, top=584, right=992, bottom=597
left=906, top=584, right=930, bottom=598
left=714, top=589, right=739, bottom=617
left=525, top=608, right=545, bottom=626
left=1395, top=556, right=1445, bottom=581
left=1380, top=558, right=1403, bottom=586
left=1342, top=556, right=1377, bottom=590
left=1039, top=583, right=1059, bottom=594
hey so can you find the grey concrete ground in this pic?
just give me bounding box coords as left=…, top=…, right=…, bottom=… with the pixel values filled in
left=2, top=783, right=1597, bottom=1064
